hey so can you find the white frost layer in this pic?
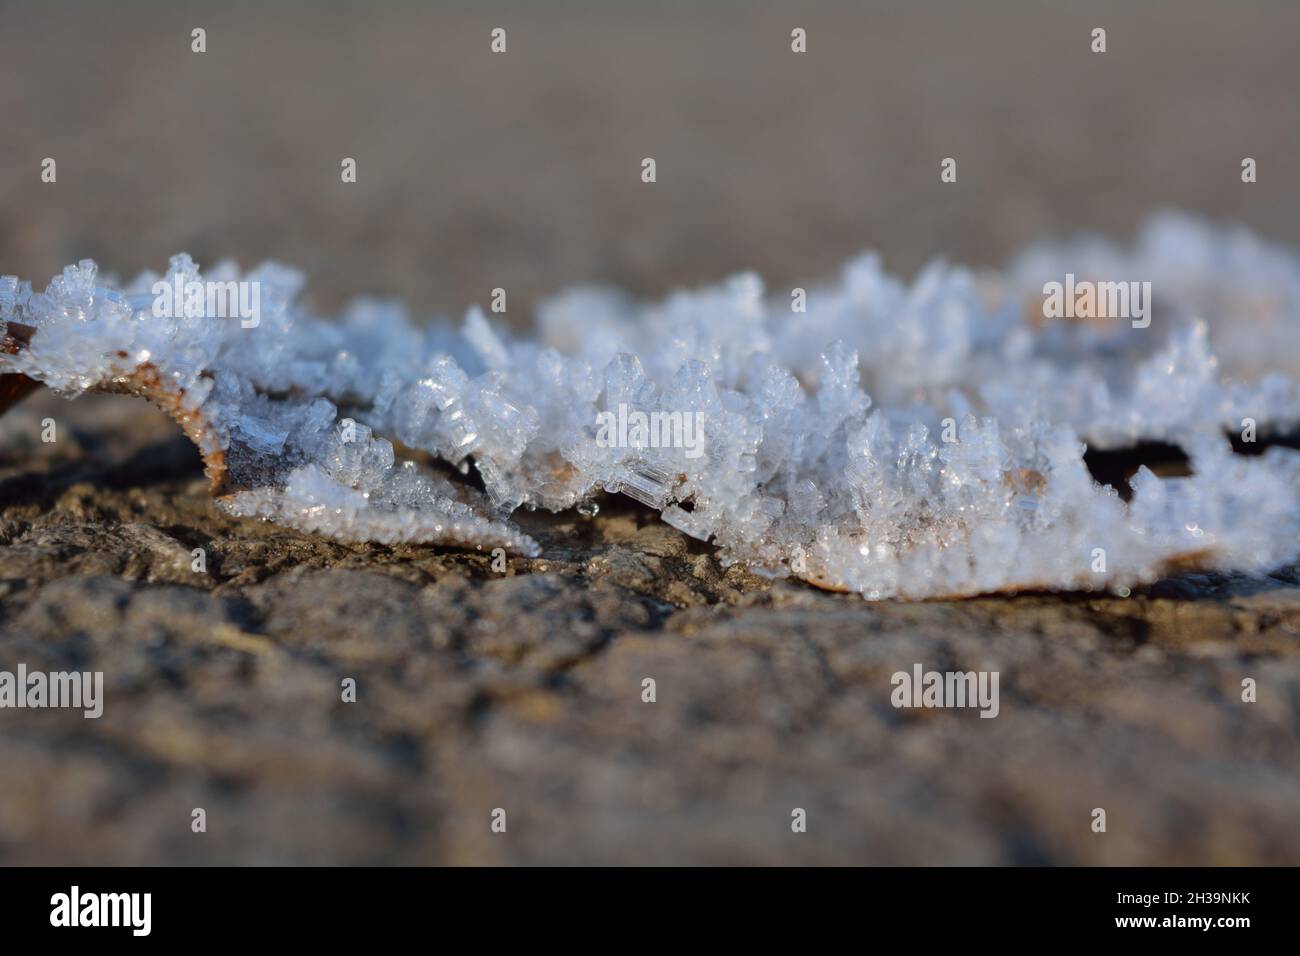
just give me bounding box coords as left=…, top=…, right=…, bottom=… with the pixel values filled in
left=3, top=211, right=1298, bottom=598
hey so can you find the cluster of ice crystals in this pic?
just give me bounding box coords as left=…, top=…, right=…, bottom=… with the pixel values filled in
left=3, top=212, right=1298, bottom=598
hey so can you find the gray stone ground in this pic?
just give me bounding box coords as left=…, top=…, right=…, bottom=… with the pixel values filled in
left=2, top=1, right=1299, bottom=864
left=3, top=394, right=1299, bottom=865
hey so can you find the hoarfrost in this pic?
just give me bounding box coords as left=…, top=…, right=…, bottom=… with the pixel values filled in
left=3, top=212, right=1298, bottom=598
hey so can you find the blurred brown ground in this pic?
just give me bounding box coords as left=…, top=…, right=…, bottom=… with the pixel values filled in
left=2, top=1, right=1299, bottom=866
left=2, top=0, right=1298, bottom=313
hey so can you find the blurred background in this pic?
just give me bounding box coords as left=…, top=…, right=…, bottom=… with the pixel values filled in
left=2, top=0, right=1298, bottom=318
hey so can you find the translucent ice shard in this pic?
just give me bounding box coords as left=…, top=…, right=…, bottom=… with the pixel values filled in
left=3, top=212, right=1298, bottom=597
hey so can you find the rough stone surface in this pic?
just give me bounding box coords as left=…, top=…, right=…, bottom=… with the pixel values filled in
left=2, top=394, right=1298, bottom=864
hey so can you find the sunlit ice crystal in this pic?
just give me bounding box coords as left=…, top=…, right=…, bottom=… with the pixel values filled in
left=3, top=210, right=1299, bottom=598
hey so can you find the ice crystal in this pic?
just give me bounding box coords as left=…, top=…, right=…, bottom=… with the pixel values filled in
left=3, top=212, right=1298, bottom=599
